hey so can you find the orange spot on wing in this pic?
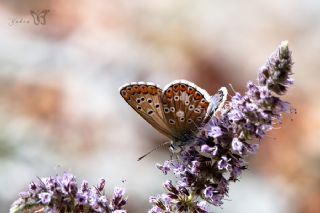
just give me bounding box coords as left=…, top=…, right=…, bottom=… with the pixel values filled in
left=141, top=86, right=148, bottom=94
left=126, top=87, right=134, bottom=95
left=147, top=86, right=153, bottom=94
left=154, top=88, right=159, bottom=95
left=187, top=88, right=194, bottom=95
left=180, top=85, right=187, bottom=91
left=166, top=91, right=173, bottom=98
left=200, top=102, right=209, bottom=108
left=173, top=85, right=179, bottom=91
left=131, top=86, right=139, bottom=94
left=193, top=93, right=202, bottom=100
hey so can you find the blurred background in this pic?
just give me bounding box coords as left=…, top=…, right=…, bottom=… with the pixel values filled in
left=0, top=0, right=319, bottom=212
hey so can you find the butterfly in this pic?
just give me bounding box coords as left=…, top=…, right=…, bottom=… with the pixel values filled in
left=120, top=80, right=227, bottom=155
left=30, top=10, right=50, bottom=25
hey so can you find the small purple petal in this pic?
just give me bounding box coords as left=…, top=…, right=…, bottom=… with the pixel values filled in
left=156, top=161, right=171, bottom=175
left=200, top=144, right=218, bottom=156
left=207, top=126, right=222, bottom=138
left=231, top=138, right=244, bottom=154
left=228, top=110, right=244, bottom=121
left=80, top=180, right=89, bottom=192
left=76, top=193, right=88, bottom=205
left=19, top=191, right=30, bottom=199
left=148, top=206, right=163, bottom=213
left=245, top=102, right=258, bottom=112
left=217, top=156, right=231, bottom=170
left=38, top=192, right=52, bottom=205
left=161, top=194, right=172, bottom=205
left=114, top=187, right=125, bottom=198
left=191, top=160, right=201, bottom=174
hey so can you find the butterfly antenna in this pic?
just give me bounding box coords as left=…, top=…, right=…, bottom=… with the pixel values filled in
left=228, top=83, right=237, bottom=97
left=137, top=141, right=171, bottom=161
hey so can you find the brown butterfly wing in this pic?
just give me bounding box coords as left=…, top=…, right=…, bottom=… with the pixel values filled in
left=120, top=82, right=174, bottom=139
left=161, top=80, right=211, bottom=142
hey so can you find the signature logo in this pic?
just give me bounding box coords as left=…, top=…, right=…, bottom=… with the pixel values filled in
left=8, top=9, right=50, bottom=26
left=30, top=10, right=50, bottom=25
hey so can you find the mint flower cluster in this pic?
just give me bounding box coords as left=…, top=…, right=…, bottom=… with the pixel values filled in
left=10, top=173, right=127, bottom=213
left=149, top=41, right=293, bottom=213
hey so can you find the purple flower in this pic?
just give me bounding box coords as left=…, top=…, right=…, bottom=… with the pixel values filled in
left=156, top=161, right=171, bottom=175
left=111, top=187, right=127, bottom=210
left=200, top=144, right=218, bottom=156
left=161, top=194, right=172, bottom=205
left=196, top=201, right=208, bottom=212
left=231, top=138, right=244, bottom=154
left=38, top=192, right=52, bottom=204
left=172, top=163, right=186, bottom=177
left=11, top=173, right=127, bottom=213
left=150, top=41, right=294, bottom=212
left=76, top=193, right=88, bottom=205
left=114, top=187, right=125, bottom=198
left=47, top=208, right=59, bottom=213
left=191, top=160, right=201, bottom=174
left=245, top=102, right=258, bottom=112
left=217, top=156, right=231, bottom=170
left=231, top=93, right=245, bottom=107
left=207, top=126, right=222, bottom=138
left=18, top=191, right=30, bottom=199
left=163, top=180, right=177, bottom=194
left=228, top=109, right=244, bottom=122
left=248, top=143, right=259, bottom=153
left=148, top=206, right=163, bottom=213
left=98, top=195, right=108, bottom=207
left=204, top=186, right=224, bottom=206
left=80, top=180, right=89, bottom=192
left=98, top=178, right=106, bottom=191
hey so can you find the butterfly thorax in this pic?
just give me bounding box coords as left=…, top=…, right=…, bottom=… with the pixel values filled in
left=170, top=131, right=200, bottom=152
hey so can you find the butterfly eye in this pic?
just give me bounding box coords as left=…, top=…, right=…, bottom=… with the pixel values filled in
left=136, top=98, right=141, bottom=103
left=141, top=97, right=145, bottom=102
left=137, top=106, right=142, bottom=111
left=187, top=119, right=193, bottom=124
left=179, top=117, right=185, bottom=122
left=147, top=109, right=154, bottom=115
left=147, top=98, right=153, bottom=103
left=200, top=98, right=206, bottom=103
left=170, top=107, right=175, bottom=112
left=155, top=104, right=160, bottom=108
left=174, top=96, right=179, bottom=101
left=164, top=107, right=170, bottom=113
left=196, top=117, right=202, bottom=121
left=185, top=100, right=190, bottom=105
